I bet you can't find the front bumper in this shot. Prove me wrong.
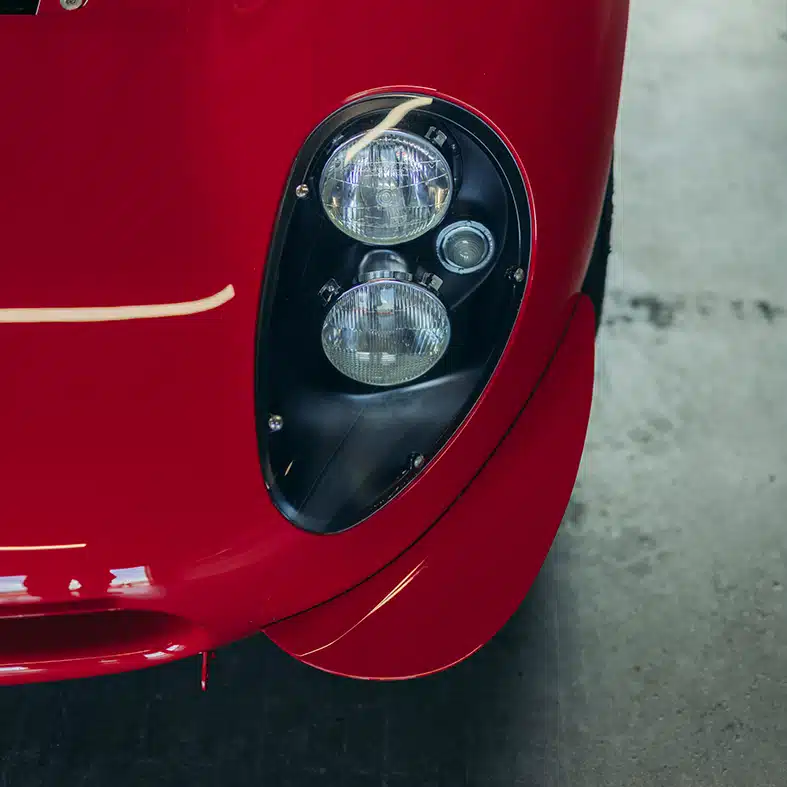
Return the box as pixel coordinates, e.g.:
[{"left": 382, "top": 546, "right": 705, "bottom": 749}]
[
  {"left": 264, "top": 295, "right": 595, "bottom": 680},
  {"left": 0, "top": 295, "right": 593, "bottom": 685}
]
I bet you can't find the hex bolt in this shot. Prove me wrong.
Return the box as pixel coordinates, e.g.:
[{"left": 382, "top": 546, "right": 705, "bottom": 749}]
[
  {"left": 268, "top": 414, "right": 284, "bottom": 433},
  {"left": 295, "top": 184, "right": 310, "bottom": 199},
  {"left": 512, "top": 268, "right": 525, "bottom": 284},
  {"left": 61, "top": 0, "right": 86, "bottom": 9},
  {"left": 410, "top": 453, "right": 425, "bottom": 471}
]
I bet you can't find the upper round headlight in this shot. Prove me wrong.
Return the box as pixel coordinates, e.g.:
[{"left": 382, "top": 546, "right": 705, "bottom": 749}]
[
  {"left": 319, "top": 129, "right": 453, "bottom": 246},
  {"left": 321, "top": 280, "right": 451, "bottom": 387}
]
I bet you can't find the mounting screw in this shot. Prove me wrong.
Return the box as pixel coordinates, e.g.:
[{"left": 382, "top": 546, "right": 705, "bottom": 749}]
[
  {"left": 268, "top": 414, "right": 284, "bottom": 433},
  {"left": 511, "top": 267, "right": 525, "bottom": 284},
  {"left": 60, "top": 0, "right": 86, "bottom": 9},
  {"left": 409, "top": 453, "right": 425, "bottom": 471},
  {"left": 295, "top": 183, "right": 310, "bottom": 199}
]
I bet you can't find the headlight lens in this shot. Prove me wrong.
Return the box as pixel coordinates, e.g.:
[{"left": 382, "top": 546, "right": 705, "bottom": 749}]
[
  {"left": 319, "top": 129, "right": 453, "bottom": 245},
  {"left": 436, "top": 220, "right": 495, "bottom": 274},
  {"left": 321, "top": 280, "right": 451, "bottom": 386}
]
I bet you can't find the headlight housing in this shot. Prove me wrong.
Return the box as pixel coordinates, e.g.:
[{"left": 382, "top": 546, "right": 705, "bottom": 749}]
[{"left": 256, "top": 94, "right": 531, "bottom": 533}]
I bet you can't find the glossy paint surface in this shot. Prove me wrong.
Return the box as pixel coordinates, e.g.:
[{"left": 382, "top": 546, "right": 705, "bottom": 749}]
[
  {"left": 265, "top": 296, "right": 595, "bottom": 679},
  {"left": 0, "top": 0, "right": 628, "bottom": 683}
]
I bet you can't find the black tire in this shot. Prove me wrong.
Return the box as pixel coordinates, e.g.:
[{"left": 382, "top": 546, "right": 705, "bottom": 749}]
[{"left": 581, "top": 167, "right": 613, "bottom": 334}]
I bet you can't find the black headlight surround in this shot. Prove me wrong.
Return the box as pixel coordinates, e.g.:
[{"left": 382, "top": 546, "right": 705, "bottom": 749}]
[{"left": 255, "top": 93, "right": 531, "bottom": 534}]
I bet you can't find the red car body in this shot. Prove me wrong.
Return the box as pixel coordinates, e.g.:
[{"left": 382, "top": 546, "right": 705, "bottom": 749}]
[{"left": 0, "top": 0, "right": 629, "bottom": 685}]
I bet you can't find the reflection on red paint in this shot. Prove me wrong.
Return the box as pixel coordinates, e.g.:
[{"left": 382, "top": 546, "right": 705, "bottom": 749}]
[
  {"left": 108, "top": 566, "right": 154, "bottom": 594},
  {"left": 0, "top": 665, "right": 42, "bottom": 676},
  {"left": 0, "top": 544, "right": 86, "bottom": 552},
  {"left": 0, "top": 576, "right": 38, "bottom": 605},
  {"left": 299, "top": 561, "right": 426, "bottom": 658}
]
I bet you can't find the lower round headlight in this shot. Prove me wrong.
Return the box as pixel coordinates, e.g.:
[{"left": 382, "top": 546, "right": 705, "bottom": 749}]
[{"left": 321, "top": 280, "right": 451, "bottom": 387}]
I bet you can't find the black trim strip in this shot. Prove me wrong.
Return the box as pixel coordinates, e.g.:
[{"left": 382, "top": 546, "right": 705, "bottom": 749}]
[{"left": 0, "top": 0, "right": 39, "bottom": 12}]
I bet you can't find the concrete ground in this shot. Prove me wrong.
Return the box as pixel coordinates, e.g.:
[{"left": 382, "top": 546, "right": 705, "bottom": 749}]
[
  {"left": 2, "top": 1, "right": 786, "bottom": 785},
  {"left": 569, "top": 0, "right": 787, "bottom": 782}
]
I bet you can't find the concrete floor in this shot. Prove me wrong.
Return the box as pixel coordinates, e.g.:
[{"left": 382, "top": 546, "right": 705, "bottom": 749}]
[
  {"left": 2, "top": 1, "right": 786, "bottom": 785},
  {"left": 569, "top": 0, "right": 787, "bottom": 782}
]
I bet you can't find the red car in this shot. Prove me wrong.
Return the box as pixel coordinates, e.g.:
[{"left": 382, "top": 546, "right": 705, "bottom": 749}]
[{"left": 0, "top": 0, "right": 629, "bottom": 686}]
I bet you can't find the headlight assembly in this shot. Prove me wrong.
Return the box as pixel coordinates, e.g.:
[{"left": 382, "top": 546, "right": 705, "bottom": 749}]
[{"left": 256, "top": 94, "right": 531, "bottom": 533}]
